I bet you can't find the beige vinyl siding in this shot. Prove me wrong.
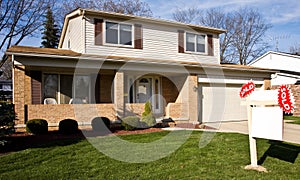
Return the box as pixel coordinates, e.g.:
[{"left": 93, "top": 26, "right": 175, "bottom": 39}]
[
  {"left": 84, "top": 16, "right": 220, "bottom": 65},
  {"left": 61, "top": 16, "right": 84, "bottom": 53}
]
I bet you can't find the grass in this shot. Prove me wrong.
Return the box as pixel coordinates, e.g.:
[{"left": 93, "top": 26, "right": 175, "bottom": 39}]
[
  {"left": 1, "top": 131, "right": 300, "bottom": 179},
  {"left": 284, "top": 115, "right": 300, "bottom": 125}
]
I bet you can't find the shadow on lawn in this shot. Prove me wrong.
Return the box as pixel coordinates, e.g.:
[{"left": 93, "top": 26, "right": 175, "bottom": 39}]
[
  {"left": 258, "top": 141, "right": 300, "bottom": 164},
  {"left": 0, "top": 131, "right": 87, "bottom": 154}
]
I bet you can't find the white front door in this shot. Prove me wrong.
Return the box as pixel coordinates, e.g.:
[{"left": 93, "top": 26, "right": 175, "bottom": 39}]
[{"left": 136, "top": 77, "right": 162, "bottom": 114}]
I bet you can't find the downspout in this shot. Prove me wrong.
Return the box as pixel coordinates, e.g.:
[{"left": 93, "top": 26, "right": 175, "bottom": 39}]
[
  {"left": 11, "top": 54, "right": 14, "bottom": 104},
  {"left": 82, "top": 10, "right": 86, "bottom": 54}
]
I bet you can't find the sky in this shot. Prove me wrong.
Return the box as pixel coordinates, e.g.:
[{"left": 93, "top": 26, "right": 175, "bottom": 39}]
[{"left": 21, "top": 0, "right": 300, "bottom": 52}]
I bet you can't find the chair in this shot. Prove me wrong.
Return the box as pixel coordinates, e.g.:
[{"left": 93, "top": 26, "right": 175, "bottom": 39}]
[
  {"left": 69, "top": 98, "right": 83, "bottom": 104},
  {"left": 44, "top": 98, "right": 57, "bottom": 104}
]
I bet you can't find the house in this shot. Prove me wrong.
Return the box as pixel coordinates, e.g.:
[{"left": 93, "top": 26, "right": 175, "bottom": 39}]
[
  {"left": 0, "top": 80, "right": 12, "bottom": 102},
  {"left": 249, "top": 51, "right": 300, "bottom": 115},
  {"left": 4, "top": 8, "right": 274, "bottom": 126}
]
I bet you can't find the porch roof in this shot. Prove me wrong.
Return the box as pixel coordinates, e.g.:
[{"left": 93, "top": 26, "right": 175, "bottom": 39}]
[{"left": 6, "top": 46, "right": 276, "bottom": 74}]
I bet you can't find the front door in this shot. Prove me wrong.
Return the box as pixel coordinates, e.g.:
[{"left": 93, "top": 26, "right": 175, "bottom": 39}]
[{"left": 136, "top": 77, "right": 162, "bottom": 114}]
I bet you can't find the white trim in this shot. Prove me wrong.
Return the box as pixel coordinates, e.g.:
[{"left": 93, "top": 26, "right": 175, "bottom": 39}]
[
  {"left": 198, "top": 77, "right": 264, "bottom": 85},
  {"left": 104, "top": 20, "right": 134, "bottom": 48},
  {"left": 12, "top": 54, "right": 15, "bottom": 104},
  {"left": 185, "top": 32, "right": 207, "bottom": 55},
  {"left": 248, "top": 51, "right": 300, "bottom": 65}
]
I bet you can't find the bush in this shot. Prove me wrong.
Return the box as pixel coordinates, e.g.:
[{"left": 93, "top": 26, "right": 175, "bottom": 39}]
[
  {"left": 140, "top": 101, "right": 156, "bottom": 128},
  {"left": 26, "top": 119, "right": 48, "bottom": 134},
  {"left": 91, "top": 117, "right": 111, "bottom": 131},
  {"left": 0, "top": 101, "right": 15, "bottom": 136},
  {"left": 141, "top": 114, "right": 156, "bottom": 128},
  {"left": 121, "top": 116, "right": 140, "bottom": 131},
  {"left": 59, "top": 119, "right": 78, "bottom": 134}
]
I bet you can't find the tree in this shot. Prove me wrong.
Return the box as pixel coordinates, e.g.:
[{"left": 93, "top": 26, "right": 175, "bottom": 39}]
[
  {"left": 172, "top": 7, "right": 271, "bottom": 65},
  {"left": 57, "top": 0, "right": 152, "bottom": 26},
  {"left": 0, "top": 0, "right": 53, "bottom": 54},
  {"left": 289, "top": 43, "right": 300, "bottom": 55},
  {"left": 41, "top": 6, "right": 59, "bottom": 48}
]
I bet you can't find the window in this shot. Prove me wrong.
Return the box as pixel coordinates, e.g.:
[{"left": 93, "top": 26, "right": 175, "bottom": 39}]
[
  {"left": 186, "top": 33, "right": 206, "bottom": 53},
  {"left": 43, "top": 74, "right": 90, "bottom": 104},
  {"left": 105, "top": 21, "right": 132, "bottom": 46}
]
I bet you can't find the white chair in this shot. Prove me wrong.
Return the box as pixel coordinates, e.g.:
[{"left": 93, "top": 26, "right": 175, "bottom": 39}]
[
  {"left": 69, "top": 98, "right": 83, "bottom": 104},
  {"left": 44, "top": 98, "right": 57, "bottom": 104}
]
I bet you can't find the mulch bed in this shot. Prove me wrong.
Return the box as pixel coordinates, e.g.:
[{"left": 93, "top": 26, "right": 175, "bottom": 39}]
[
  {"left": 0, "top": 123, "right": 215, "bottom": 155},
  {"left": 0, "top": 127, "right": 163, "bottom": 155}
]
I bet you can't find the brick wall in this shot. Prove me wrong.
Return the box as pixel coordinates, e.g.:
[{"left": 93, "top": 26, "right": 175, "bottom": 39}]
[{"left": 27, "top": 104, "right": 115, "bottom": 124}]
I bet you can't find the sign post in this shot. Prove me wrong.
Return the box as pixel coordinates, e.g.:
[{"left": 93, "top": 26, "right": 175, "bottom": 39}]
[{"left": 240, "top": 83, "right": 294, "bottom": 172}]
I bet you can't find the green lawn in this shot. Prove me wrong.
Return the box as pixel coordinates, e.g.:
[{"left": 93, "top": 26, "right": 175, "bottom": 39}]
[
  {"left": 284, "top": 116, "right": 300, "bottom": 125},
  {"left": 1, "top": 131, "right": 300, "bottom": 179}
]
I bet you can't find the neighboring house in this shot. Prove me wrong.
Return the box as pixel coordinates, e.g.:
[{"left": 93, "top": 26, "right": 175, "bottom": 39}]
[
  {"left": 4, "top": 8, "right": 274, "bottom": 126},
  {"left": 249, "top": 51, "right": 300, "bottom": 115},
  {"left": 0, "top": 80, "right": 12, "bottom": 102}
]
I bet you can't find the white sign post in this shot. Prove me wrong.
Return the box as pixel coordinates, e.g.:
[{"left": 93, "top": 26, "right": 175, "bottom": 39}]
[{"left": 242, "top": 90, "right": 283, "bottom": 172}]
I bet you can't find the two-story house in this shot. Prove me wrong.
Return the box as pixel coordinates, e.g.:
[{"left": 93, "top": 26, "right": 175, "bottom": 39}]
[{"left": 4, "top": 8, "right": 274, "bottom": 126}]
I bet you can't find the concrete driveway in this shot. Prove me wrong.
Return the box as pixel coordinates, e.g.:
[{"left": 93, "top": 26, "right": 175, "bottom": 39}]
[{"left": 214, "top": 120, "right": 300, "bottom": 145}]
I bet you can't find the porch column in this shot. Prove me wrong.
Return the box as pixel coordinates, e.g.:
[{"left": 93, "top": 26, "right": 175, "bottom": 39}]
[
  {"left": 114, "top": 71, "right": 125, "bottom": 118},
  {"left": 187, "top": 75, "right": 198, "bottom": 122},
  {"left": 13, "top": 65, "right": 26, "bottom": 124}
]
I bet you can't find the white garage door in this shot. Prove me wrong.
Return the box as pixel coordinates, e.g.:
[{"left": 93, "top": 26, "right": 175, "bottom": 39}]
[{"left": 199, "top": 84, "right": 250, "bottom": 123}]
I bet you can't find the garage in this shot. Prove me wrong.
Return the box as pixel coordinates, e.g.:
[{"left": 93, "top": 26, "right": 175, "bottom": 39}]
[{"left": 198, "top": 77, "right": 263, "bottom": 123}]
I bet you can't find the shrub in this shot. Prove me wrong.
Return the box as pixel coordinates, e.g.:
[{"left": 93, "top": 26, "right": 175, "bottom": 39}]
[
  {"left": 91, "top": 117, "right": 111, "bottom": 131},
  {"left": 141, "top": 114, "right": 156, "bottom": 128},
  {"left": 0, "top": 101, "right": 15, "bottom": 136},
  {"left": 140, "top": 101, "right": 156, "bottom": 128},
  {"left": 121, "top": 116, "right": 140, "bottom": 131},
  {"left": 59, "top": 119, "right": 78, "bottom": 134},
  {"left": 26, "top": 119, "right": 48, "bottom": 134}
]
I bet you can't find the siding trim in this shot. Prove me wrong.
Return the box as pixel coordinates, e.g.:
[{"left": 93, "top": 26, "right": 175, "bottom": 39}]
[
  {"left": 134, "top": 24, "right": 143, "bottom": 49},
  {"left": 94, "top": 18, "right": 103, "bottom": 45},
  {"left": 31, "top": 71, "right": 42, "bottom": 104},
  {"left": 207, "top": 34, "right": 214, "bottom": 56},
  {"left": 178, "top": 30, "right": 184, "bottom": 53}
]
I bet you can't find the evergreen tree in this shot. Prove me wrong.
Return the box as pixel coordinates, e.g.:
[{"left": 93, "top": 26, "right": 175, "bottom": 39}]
[{"left": 41, "top": 6, "right": 59, "bottom": 48}]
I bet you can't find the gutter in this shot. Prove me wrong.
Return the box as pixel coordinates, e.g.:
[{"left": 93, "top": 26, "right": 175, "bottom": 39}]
[{"left": 8, "top": 51, "right": 276, "bottom": 74}]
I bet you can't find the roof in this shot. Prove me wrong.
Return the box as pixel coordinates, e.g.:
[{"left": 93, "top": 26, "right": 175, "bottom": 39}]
[
  {"left": 6, "top": 46, "right": 275, "bottom": 74},
  {"left": 58, "top": 8, "right": 227, "bottom": 48},
  {"left": 6, "top": 46, "right": 81, "bottom": 57},
  {"left": 249, "top": 51, "right": 300, "bottom": 65}
]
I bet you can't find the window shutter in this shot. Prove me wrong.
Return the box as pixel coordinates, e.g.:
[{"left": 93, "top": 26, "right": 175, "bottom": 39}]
[
  {"left": 134, "top": 24, "right": 143, "bottom": 49},
  {"left": 95, "top": 18, "right": 103, "bottom": 45},
  {"left": 178, "top": 30, "right": 184, "bottom": 53},
  {"left": 31, "top": 71, "right": 42, "bottom": 104},
  {"left": 207, "top": 34, "right": 214, "bottom": 56}
]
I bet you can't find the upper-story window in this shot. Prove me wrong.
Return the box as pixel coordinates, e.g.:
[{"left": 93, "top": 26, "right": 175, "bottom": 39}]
[
  {"left": 105, "top": 21, "right": 133, "bottom": 46},
  {"left": 186, "top": 33, "right": 206, "bottom": 53}
]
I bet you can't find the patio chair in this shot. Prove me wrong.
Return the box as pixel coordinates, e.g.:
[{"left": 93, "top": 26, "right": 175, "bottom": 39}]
[{"left": 44, "top": 98, "right": 57, "bottom": 104}]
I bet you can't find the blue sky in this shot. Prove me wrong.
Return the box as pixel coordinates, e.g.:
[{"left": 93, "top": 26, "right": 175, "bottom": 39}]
[{"left": 22, "top": 0, "right": 300, "bottom": 52}]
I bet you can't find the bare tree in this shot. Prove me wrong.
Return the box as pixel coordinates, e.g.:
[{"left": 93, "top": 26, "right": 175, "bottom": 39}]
[
  {"left": 289, "top": 43, "right": 300, "bottom": 55},
  {"left": 173, "top": 8, "right": 201, "bottom": 24},
  {"left": 231, "top": 8, "right": 271, "bottom": 65},
  {"left": 57, "top": 0, "right": 152, "bottom": 26},
  {"left": 172, "top": 7, "right": 271, "bottom": 65},
  {"left": 0, "top": 0, "right": 53, "bottom": 55}
]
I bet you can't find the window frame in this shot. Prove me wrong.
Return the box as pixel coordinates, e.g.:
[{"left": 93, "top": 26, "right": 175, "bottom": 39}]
[
  {"left": 42, "top": 73, "right": 92, "bottom": 104},
  {"left": 104, "top": 20, "right": 134, "bottom": 47},
  {"left": 185, "top": 32, "right": 207, "bottom": 54}
]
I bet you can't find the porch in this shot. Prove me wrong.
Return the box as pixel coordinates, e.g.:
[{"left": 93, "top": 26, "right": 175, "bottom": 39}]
[{"left": 14, "top": 66, "right": 198, "bottom": 125}]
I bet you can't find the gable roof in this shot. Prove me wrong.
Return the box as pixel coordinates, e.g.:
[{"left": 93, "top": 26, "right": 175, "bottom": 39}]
[
  {"left": 58, "top": 8, "right": 227, "bottom": 48},
  {"left": 249, "top": 51, "right": 300, "bottom": 65}
]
